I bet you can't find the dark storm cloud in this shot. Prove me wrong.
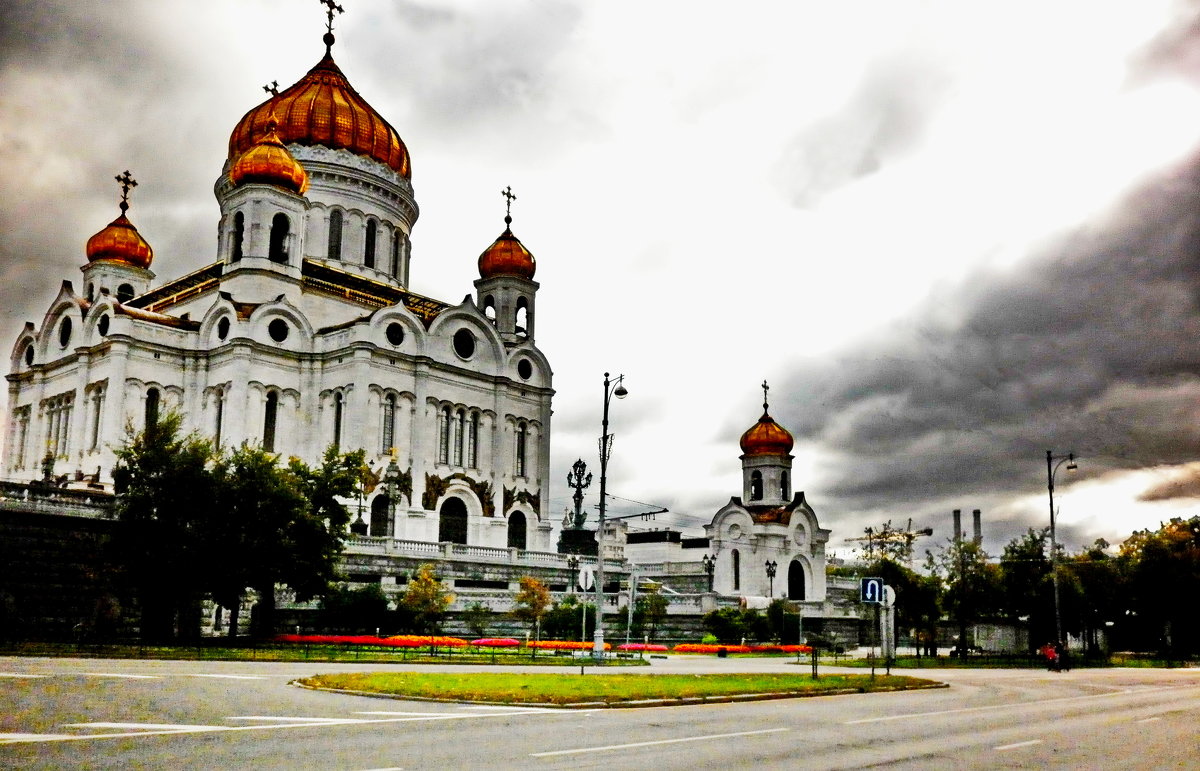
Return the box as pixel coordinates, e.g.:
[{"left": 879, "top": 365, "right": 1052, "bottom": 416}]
[
  {"left": 776, "top": 53, "right": 952, "bottom": 207},
  {"left": 773, "top": 147, "right": 1200, "bottom": 533}
]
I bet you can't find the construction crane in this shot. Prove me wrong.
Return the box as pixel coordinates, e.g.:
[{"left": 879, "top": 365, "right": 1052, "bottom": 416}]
[{"left": 845, "top": 518, "right": 933, "bottom": 568}]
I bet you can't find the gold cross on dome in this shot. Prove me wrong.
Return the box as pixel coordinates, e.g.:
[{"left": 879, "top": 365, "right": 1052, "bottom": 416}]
[
  {"left": 762, "top": 380, "right": 770, "bottom": 412},
  {"left": 502, "top": 186, "right": 517, "bottom": 219},
  {"left": 320, "top": 0, "right": 345, "bottom": 34},
  {"left": 263, "top": 80, "right": 279, "bottom": 97},
  {"left": 115, "top": 170, "right": 137, "bottom": 212}
]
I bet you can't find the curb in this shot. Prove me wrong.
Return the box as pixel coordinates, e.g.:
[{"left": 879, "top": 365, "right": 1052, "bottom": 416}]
[{"left": 291, "top": 679, "right": 948, "bottom": 709}]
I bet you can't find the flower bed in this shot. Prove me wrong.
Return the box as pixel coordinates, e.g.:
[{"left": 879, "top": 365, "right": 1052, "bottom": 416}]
[
  {"left": 470, "top": 638, "right": 521, "bottom": 648},
  {"left": 671, "top": 643, "right": 751, "bottom": 654},
  {"left": 526, "top": 640, "right": 610, "bottom": 651},
  {"left": 271, "top": 634, "right": 468, "bottom": 648}
]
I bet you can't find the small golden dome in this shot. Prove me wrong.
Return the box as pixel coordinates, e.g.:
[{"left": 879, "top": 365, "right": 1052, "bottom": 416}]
[
  {"left": 86, "top": 211, "right": 153, "bottom": 269},
  {"left": 228, "top": 52, "right": 410, "bottom": 178},
  {"left": 740, "top": 410, "right": 794, "bottom": 457},
  {"left": 478, "top": 223, "right": 536, "bottom": 280},
  {"left": 229, "top": 116, "right": 309, "bottom": 194}
]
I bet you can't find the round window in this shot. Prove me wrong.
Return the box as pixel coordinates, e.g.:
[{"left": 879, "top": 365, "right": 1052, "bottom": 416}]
[
  {"left": 98, "top": 314, "right": 110, "bottom": 337},
  {"left": 59, "top": 318, "right": 72, "bottom": 348},
  {"left": 217, "top": 317, "right": 230, "bottom": 340},
  {"left": 23, "top": 345, "right": 33, "bottom": 366},
  {"left": 268, "top": 319, "right": 289, "bottom": 343},
  {"left": 453, "top": 328, "right": 475, "bottom": 359},
  {"left": 517, "top": 359, "right": 533, "bottom": 380},
  {"left": 386, "top": 322, "right": 405, "bottom": 346}
]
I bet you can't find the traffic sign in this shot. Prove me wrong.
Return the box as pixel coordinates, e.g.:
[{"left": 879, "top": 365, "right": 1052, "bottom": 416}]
[{"left": 861, "top": 577, "right": 884, "bottom": 603}]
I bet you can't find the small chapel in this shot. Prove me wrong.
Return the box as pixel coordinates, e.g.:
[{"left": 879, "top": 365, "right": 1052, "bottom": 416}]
[{"left": 3, "top": 8, "right": 554, "bottom": 554}]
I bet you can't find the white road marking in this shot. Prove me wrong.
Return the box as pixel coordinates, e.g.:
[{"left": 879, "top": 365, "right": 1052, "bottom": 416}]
[
  {"left": 355, "top": 711, "right": 458, "bottom": 717},
  {"left": 65, "top": 722, "right": 226, "bottom": 732},
  {"left": 182, "top": 673, "right": 267, "bottom": 680},
  {"left": 228, "top": 716, "right": 370, "bottom": 724},
  {"left": 79, "top": 672, "right": 160, "bottom": 679},
  {"left": 0, "top": 673, "right": 48, "bottom": 678},
  {"left": 1137, "top": 717, "right": 1161, "bottom": 723},
  {"left": 0, "top": 733, "right": 76, "bottom": 742},
  {"left": 843, "top": 686, "right": 1189, "bottom": 725},
  {"left": 530, "top": 727, "right": 789, "bottom": 757},
  {"left": 995, "top": 740, "right": 1043, "bottom": 751}
]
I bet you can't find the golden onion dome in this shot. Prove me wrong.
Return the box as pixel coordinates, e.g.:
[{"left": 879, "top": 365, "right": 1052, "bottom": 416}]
[
  {"left": 228, "top": 52, "right": 410, "bottom": 178},
  {"left": 478, "top": 218, "right": 536, "bottom": 280},
  {"left": 86, "top": 209, "right": 153, "bottom": 269},
  {"left": 739, "top": 410, "right": 794, "bottom": 457},
  {"left": 229, "top": 115, "right": 309, "bottom": 194}
]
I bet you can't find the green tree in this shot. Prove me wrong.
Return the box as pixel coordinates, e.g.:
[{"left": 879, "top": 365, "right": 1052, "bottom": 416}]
[
  {"left": 512, "top": 576, "right": 551, "bottom": 640},
  {"left": 637, "top": 585, "right": 669, "bottom": 641},
  {"left": 926, "top": 539, "right": 1002, "bottom": 655},
  {"left": 543, "top": 595, "right": 593, "bottom": 641},
  {"left": 1063, "top": 539, "right": 1122, "bottom": 656},
  {"left": 865, "top": 557, "right": 941, "bottom": 655},
  {"left": 998, "top": 529, "right": 1054, "bottom": 648},
  {"left": 1118, "top": 517, "right": 1200, "bottom": 656},
  {"left": 401, "top": 564, "right": 454, "bottom": 636},
  {"left": 320, "top": 583, "right": 389, "bottom": 633},
  {"left": 461, "top": 602, "right": 492, "bottom": 639},
  {"left": 110, "top": 413, "right": 217, "bottom": 642}
]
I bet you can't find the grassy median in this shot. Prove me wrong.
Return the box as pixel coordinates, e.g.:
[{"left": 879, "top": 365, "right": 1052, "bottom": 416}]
[{"left": 297, "top": 671, "right": 943, "bottom": 706}]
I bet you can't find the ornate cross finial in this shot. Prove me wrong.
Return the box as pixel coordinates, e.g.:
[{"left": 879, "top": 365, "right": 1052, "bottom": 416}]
[
  {"left": 501, "top": 185, "right": 517, "bottom": 226},
  {"left": 263, "top": 80, "right": 279, "bottom": 97},
  {"left": 762, "top": 380, "right": 770, "bottom": 413},
  {"left": 320, "top": 0, "right": 345, "bottom": 50},
  {"left": 115, "top": 170, "right": 137, "bottom": 213}
]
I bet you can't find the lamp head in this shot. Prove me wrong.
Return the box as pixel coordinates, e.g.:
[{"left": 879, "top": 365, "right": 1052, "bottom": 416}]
[{"left": 614, "top": 383, "right": 628, "bottom": 399}]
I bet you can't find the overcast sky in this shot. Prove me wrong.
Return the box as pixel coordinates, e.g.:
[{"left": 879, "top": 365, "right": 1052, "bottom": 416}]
[{"left": 4, "top": 0, "right": 1200, "bottom": 559}]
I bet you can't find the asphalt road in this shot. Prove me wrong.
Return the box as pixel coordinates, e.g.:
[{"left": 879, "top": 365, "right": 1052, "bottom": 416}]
[{"left": 2, "top": 655, "right": 1198, "bottom": 769}]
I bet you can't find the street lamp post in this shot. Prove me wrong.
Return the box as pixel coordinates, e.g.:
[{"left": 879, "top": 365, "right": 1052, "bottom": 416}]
[
  {"left": 765, "top": 560, "right": 778, "bottom": 598},
  {"left": 594, "top": 372, "right": 627, "bottom": 662},
  {"left": 1046, "top": 450, "right": 1077, "bottom": 652},
  {"left": 566, "top": 554, "right": 585, "bottom": 642},
  {"left": 702, "top": 554, "right": 715, "bottom": 592}
]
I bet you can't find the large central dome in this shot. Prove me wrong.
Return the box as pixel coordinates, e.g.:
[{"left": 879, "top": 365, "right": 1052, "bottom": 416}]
[{"left": 228, "top": 52, "right": 410, "bottom": 178}]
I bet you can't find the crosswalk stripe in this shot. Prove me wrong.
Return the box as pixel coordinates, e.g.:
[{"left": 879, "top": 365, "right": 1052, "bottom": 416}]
[
  {"left": 65, "top": 722, "right": 226, "bottom": 731},
  {"left": 79, "top": 673, "right": 160, "bottom": 679}
]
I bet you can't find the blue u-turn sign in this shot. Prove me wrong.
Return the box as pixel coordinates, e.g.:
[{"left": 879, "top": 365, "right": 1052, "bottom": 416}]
[{"left": 861, "top": 577, "right": 884, "bottom": 603}]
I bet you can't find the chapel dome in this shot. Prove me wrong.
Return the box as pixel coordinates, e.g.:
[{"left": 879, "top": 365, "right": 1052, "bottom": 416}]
[
  {"left": 86, "top": 208, "right": 153, "bottom": 269},
  {"left": 739, "top": 410, "right": 794, "bottom": 457},
  {"left": 478, "top": 220, "right": 536, "bottom": 280},
  {"left": 229, "top": 116, "right": 310, "bottom": 194},
  {"left": 227, "top": 51, "right": 410, "bottom": 178}
]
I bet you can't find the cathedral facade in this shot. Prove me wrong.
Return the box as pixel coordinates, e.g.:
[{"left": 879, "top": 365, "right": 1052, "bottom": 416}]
[{"left": 3, "top": 29, "right": 554, "bottom": 554}]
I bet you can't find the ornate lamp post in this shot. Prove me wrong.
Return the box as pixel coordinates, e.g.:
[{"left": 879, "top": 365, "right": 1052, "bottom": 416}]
[
  {"left": 765, "top": 560, "right": 778, "bottom": 598},
  {"left": 593, "top": 372, "right": 628, "bottom": 662},
  {"left": 566, "top": 459, "right": 593, "bottom": 529},
  {"left": 1046, "top": 450, "right": 1077, "bottom": 651},
  {"left": 382, "top": 448, "right": 403, "bottom": 538},
  {"left": 702, "top": 554, "right": 715, "bottom": 592},
  {"left": 566, "top": 554, "right": 586, "bottom": 642}
]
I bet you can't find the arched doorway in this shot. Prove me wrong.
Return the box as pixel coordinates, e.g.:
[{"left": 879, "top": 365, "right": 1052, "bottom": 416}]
[
  {"left": 507, "top": 510, "right": 527, "bottom": 550},
  {"left": 438, "top": 497, "right": 468, "bottom": 544},
  {"left": 370, "top": 495, "right": 392, "bottom": 537},
  {"left": 788, "top": 559, "right": 805, "bottom": 600}
]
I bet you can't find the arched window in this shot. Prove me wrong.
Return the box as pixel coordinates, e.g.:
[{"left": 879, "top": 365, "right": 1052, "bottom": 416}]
[
  {"left": 453, "top": 409, "right": 465, "bottom": 466},
  {"left": 732, "top": 549, "right": 741, "bottom": 591},
  {"left": 232, "top": 211, "right": 244, "bottom": 261},
  {"left": 515, "top": 422, "right": 528, "bottom": 478},
  {"left": 438, "top": 406, "right": 451, "bottom": 465},
  {"left": 780, "top": 470, "right": 790, "bottom": 500},
  {"left": 328, "top": 210, "right": 343, "bottom": 260},
  {"left": 483, "top": 296, "right": 497, "bottom": 323},
  {"left": 332, "top": 391, "right": 344, "bottom": 449},
  {"left": 144, "top": 387, "right": 160, "bottom": 430},
  {"left": 516, "top": 297, "right": 528, "bottom": 338},
  {"left": 381, "top": 394, "right": 396, "bottom": 454},
  {"left": 507, "top": 510, "right": 527, "bottom": 550},
  {"left": 117, "top": 283, "right": 134, "bottom": 303},
  {"left": 788, "top": 560, "right": 805, "bottom": 601},
  {"left": 467, "top": 412, "right": 479, "bottom": 468},
  {"left": 364, "top": 220, "right": 377, "bottom": 268},
  {"left": 391, "top": 231, "right": 402, "bottom": 278},
  {"left": 438, "top": 497, "right": 468, "bottom": 545},
  {"left": 750, "top": 471, "right": 763, "bottom": 501},
  {"left": 263, "top": 391, "right": 278, "bottom": 452},
  {"left": 371, "top": 494, "right": 392, "bottom": 537},
  {"left": 269, "top": 213, "right": 290, "bottom": 263},
  {"left": 214, "top": 388, "right": 225, "bottom": 450}
]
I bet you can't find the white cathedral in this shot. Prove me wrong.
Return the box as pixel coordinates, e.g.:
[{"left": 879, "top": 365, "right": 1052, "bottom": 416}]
[{"left": 3, "top": 25, "right": 554, "bottom": 554}]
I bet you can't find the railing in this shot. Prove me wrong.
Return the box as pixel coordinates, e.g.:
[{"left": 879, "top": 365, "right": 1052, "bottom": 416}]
[
  {"left": 629, "top": 561, "right": 708, "bottom": 576},
  {"left": 0, "top": 481, "right": 113, "bottom": 518},
  {"left": 343, "top": 536, "right": 622, "bottom": 570}
]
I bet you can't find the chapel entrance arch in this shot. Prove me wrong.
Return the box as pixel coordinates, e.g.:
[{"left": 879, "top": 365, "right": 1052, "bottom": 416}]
[
  {"left": 788, "top": 559, "right": 805, "bottom": 600},
  {"left": 438, "top": 496, "right": 468, "bottom": 545},
  {"left": 507, "top": 510, "right": 527, "bottom": 550}
]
